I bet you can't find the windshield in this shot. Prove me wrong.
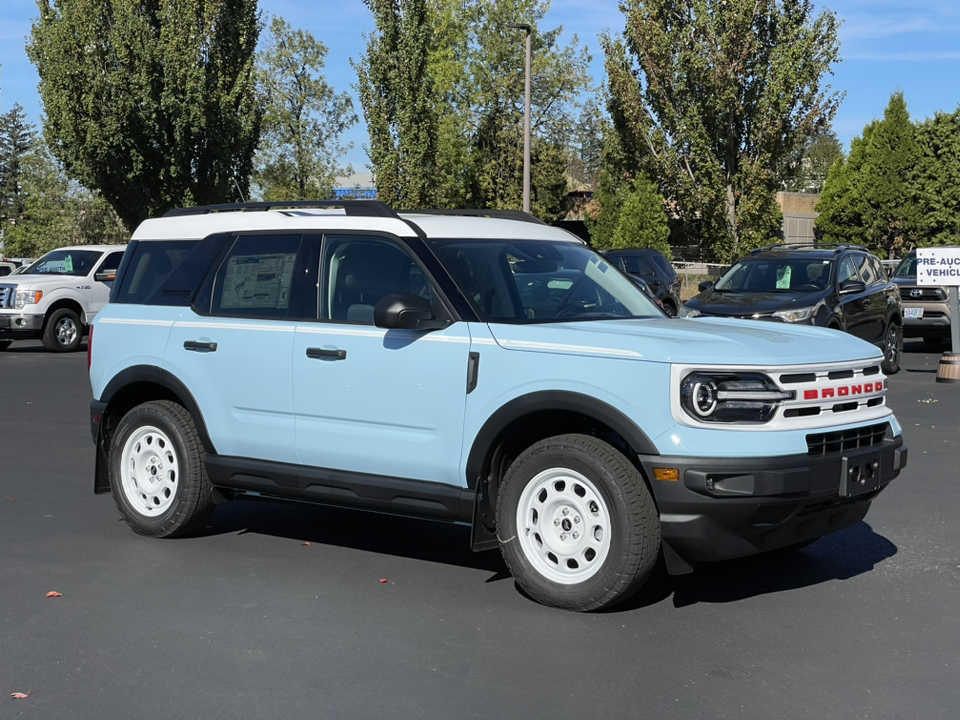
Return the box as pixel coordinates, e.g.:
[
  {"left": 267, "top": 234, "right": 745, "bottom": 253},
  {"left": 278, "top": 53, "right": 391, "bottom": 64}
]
[
  {"left": 894, "top": 254, "right": 917, "bottom": 279},
  {"left": 23, "top": 250, "right": 103, "bottom": 277},
  {"left": 714, "top": 257, "right": 833, "bottom": 293},
  {"left": 429, "top": 239, "right": 661, "bottom": 323}
]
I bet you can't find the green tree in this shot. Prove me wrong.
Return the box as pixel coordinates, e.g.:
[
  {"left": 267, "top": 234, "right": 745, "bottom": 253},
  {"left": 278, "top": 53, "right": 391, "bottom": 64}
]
[
  {"left": 254, "top": 16, "right": 357, "bottom": 201},
  {"left": 610, "top": 175, "right": 671, "bottom": 253},
  {"left": 354, "top": 0, "right": 440, "bottom": 207},
  {"left": 28, "top": 0, "right": 262, "bottom": 229},
  {"left": 784, "top": 129, "right": 844, "bottom": 193},
  {"left": 816, "top": 127, "right": 873, "bottom": 247},
  {"left": 0, "top": 104, "right": 36, "bottom": 225},
  {"left": 603, "top": 0, "right": 842, "bottom": 262},
  {"left": 3, "top": 142, "right": 127, "bottom": 258},
  {"left": 911, "top": 108, "right": 960, "bottom": 246}
]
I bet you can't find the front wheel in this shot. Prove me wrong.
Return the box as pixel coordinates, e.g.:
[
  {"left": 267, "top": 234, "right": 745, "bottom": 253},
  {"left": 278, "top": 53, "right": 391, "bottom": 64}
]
[
  {"left": 496, "top": 434, "right": 660, "bottom": 611},
  {"left": 881, "top": 322, "right": 902, "bottom": 375},
  {"left": 42, "top": 308, "right": 83, "bottom": 352},
  {"left": 109, "top": 400, "right": 215, "bottom": 537}
]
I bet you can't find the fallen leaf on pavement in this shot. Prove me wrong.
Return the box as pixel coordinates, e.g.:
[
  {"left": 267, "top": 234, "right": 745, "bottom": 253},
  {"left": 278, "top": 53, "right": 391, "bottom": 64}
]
[
  {"left": 45, "top": 591, "right": 62, "bottom": 598},
  {"left": 11, "top": 692, "right": 29, "bottom": 699},
  {"left": 301, "top": 542, "right": 311, "bottom": 546},
  {"left": 379, "top": 578, "right": 388, "bottom": 583}
]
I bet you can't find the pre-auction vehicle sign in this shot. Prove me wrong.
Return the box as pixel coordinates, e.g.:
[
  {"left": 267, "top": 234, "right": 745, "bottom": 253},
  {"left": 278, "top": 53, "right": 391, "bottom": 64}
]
[{"left": 916, "top": 247, "right": 960, "bottom": 286}]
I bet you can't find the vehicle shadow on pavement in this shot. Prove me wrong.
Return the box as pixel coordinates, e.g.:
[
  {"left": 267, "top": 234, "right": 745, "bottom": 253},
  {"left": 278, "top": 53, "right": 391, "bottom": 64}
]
[
  {"left": 614, "top": 521, "right": 897, "bottom": 612},
  {"left": 197, "top": 497, "right": 510, "bottom": 576}
]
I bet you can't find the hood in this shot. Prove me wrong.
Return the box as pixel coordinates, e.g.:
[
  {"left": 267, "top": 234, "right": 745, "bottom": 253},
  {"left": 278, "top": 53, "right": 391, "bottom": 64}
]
[
  {"left": 0, "top": 274, "right": 90, "bottom": 290},
  {"left": 487, "top": 317, "right": 881, "bottom": 366},
  {"left": 686, "top": 289, "right": 824, "bottom": 317}
]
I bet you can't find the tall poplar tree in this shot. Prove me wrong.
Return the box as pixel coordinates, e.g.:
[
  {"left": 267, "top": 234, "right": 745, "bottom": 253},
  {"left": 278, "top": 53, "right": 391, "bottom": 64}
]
[
  {"left": 0, "top": 104, "right": 36, "bottom": 225},
  {"left": 604, "top": 0, "right": 842, "bottom": 262},
  {"left": 29, "top": 0, "right": 263, "bottom": 229}
]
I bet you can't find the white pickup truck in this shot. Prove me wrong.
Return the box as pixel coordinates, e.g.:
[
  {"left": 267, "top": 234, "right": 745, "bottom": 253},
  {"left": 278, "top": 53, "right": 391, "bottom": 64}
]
[{"left": 0, "top": 245, "right": 127, "bottom": 352}]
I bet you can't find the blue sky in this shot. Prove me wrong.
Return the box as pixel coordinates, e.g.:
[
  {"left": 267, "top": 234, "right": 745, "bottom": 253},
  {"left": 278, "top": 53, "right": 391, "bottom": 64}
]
[{"left": 1, "top": 0, "right": 958, "bottom": 171}]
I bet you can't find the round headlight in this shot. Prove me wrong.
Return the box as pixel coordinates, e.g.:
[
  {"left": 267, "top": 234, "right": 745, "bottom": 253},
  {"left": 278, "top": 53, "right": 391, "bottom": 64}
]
[{"left": 691, "top": 379, "right": 718, "bottom": 417}]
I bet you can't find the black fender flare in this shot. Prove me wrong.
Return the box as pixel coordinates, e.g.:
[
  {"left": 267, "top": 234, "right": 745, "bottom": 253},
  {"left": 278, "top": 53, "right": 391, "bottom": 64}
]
[{"left": 465, "top": 390, "right": 659, "bottom": 491}]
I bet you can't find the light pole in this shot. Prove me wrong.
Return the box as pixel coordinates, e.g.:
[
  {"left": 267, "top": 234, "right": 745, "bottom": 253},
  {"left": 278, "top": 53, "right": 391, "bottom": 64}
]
[{"left": 507, "top": 22, "right": 532, "bottom": 214}]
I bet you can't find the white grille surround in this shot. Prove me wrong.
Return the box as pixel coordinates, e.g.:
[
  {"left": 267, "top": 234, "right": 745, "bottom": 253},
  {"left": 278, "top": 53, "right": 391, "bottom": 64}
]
[{"left": 670, "top": 357, "right": 893, "bottom": 432}]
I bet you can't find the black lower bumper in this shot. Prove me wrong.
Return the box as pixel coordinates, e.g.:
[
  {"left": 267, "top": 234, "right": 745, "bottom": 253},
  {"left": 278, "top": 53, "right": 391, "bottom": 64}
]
[{"left": 638, "top": 436, "right": 906, "bottom": 564}]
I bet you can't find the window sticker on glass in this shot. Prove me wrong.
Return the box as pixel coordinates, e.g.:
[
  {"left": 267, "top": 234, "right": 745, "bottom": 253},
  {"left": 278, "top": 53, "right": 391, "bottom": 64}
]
[
  {"left": 776, "top": 266, "right": 792, "bottom": 289},
  {"left": 221, "top": 253, "right": 298, "bottom": 309},
  {"left": 64, "top": 255, "right": 74, "bottom": 274}
]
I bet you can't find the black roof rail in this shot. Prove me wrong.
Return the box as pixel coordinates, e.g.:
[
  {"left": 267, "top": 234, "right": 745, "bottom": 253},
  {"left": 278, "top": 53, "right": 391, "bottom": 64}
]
[
  {"left": 749, "top": 242, "right": 868, "bottom": 255},
  {"left": 162, "top": 200, "right": 402, "bottom": 219},
  {"left": 401, "top": 208, "right": 547, "bottom": 226}
]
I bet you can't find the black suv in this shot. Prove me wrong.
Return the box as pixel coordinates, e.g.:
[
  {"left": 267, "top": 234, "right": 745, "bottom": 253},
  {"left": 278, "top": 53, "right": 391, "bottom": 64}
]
[
  {"left": 603, "top": 248, "right": 682, "bottom": 316},
  {"left": 681, "top": 244, "right": 903, "bottom": 373}
]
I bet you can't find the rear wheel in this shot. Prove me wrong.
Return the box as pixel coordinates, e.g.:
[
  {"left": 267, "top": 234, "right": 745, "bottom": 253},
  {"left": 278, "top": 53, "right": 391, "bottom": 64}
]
[
  {"left": 496, "top": 434, "right": 660, "bottom": 611},
  {"left": 881, "top": 322, "right": 902, "bottom": 374},
  {"left": 109, "top": 400, "right": 215, "bottom": 538},
  {"left": 42, "top": 308, "right": 83, "bottom": 352}
]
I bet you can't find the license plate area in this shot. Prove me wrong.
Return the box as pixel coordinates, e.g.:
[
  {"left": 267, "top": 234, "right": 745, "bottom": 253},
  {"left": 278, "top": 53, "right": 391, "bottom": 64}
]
[
  {"left": 904, "top": 307, "right": 924, "bottom": 319},
  {"left": 840, "top": 451, "right": 881, "bottom": 497}
]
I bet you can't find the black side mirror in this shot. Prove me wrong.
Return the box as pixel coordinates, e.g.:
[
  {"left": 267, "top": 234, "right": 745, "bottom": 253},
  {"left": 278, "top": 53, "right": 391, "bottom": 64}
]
[
  {"left": 95, "top": 271, "right": 117, "bottom": 283},
  {"left": 839, "top": 279, "right": 866, "bottom": 295},
  {"left": 698, "top": 281, "right": 714, "bottom": 292},
  {"left": 374, "top": 293, "right": 449, "bottom": 331}
]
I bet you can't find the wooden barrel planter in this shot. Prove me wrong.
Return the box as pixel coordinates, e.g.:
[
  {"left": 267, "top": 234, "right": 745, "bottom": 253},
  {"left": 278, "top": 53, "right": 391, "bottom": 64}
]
[{"left": 936, "top": 353, "right": 960, "bottom": 384}]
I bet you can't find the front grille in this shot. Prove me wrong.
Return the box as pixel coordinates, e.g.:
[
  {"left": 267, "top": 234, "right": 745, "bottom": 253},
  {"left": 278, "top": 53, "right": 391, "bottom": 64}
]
[
  {"left": 0, "top": 284, "right": 15, "bottom": 309},
  {"left": 900, "top": 287, "right": 944, "bottom": 302},
  {"left": 806, "top": 422, "right": 888, "bottom": 456}
]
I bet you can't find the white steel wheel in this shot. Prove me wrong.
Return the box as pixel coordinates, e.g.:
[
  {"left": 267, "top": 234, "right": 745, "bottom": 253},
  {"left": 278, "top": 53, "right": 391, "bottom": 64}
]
[
  {"left": 497, "top": 433, "right": 660, "bottom": 612},
  {"left": 119, "top": 425, "right": 180, "bottom": 517},
  {"left": 109, "top": 400, "right": 215, "bottom": 538},
  {"left": 515, "top": 467, "right": 611, "bottom": 584}
]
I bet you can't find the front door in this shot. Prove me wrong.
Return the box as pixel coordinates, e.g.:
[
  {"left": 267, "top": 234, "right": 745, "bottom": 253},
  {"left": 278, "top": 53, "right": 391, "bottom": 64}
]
[{"left": 293, "top": 235, "right": 471, "bottom": 486}]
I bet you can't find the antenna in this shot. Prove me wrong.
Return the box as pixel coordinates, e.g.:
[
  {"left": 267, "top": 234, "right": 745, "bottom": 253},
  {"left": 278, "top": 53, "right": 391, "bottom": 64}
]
[{"left": 232, "top": 178, "right": 247, "bottom": 204}]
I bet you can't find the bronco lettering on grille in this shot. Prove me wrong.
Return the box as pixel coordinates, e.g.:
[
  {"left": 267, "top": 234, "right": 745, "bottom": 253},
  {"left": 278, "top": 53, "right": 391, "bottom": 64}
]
[{"left": 802, "top": 380, "right": 885, "bottom": 400}]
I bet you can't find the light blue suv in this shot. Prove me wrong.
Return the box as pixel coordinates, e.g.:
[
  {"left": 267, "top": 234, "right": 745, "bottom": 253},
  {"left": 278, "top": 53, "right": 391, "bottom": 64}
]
[{"left": 89, "top": 201, "right": 907, "bottom": 611}]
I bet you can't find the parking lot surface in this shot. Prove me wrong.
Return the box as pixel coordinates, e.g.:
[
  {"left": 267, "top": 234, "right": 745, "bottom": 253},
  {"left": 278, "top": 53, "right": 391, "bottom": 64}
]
[{"left": 2, "top": 338, "right": 958, "bottom": 719}]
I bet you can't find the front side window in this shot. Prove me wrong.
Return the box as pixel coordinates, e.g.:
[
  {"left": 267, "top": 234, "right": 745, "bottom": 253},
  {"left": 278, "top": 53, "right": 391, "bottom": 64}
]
[
  {"left": 429, "top": 239, "right": 659, "bottom": 322},
  {"left": 714, "top": 258, "right": 833, "bottom": 293},
  {"left": 321, "top": 236, "right": 432, "bottom": 324},
  {"left": 837, "top": 256, "right": 859, "bottom": 285},
  {"left": 23, "top": 250, "right": 103, "bottom": 277}
]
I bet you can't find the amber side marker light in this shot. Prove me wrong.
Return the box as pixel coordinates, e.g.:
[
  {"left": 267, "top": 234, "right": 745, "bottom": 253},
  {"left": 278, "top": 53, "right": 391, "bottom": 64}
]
[{"left": 653, "top": 467, "right": 680, "bottom": 482}]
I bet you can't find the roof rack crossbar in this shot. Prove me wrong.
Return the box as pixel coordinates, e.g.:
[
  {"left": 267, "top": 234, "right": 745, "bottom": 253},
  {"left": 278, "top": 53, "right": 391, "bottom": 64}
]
[
  {"left": 162, "top": 200, "right": 401, "bottom": 219},
  {"left": 750, "top": 242, "right": 868, "bottom": 254},
  {"left": 402, "top": 208, "right": 547, "bottom": 226}
]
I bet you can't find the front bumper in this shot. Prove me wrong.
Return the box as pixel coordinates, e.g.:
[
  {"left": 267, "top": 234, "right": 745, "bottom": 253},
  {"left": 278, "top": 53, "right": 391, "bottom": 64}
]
[
  {"left": 639, "top": 434, "right": 906, "bottom": 563},
  {"left": 0, "top": 312, "right": 44, "bottom": 339}
]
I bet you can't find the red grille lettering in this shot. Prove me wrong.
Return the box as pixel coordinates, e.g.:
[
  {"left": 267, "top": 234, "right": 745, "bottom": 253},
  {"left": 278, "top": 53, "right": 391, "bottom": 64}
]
[
  {"left": 838, "top": 386, "right": 849, "bottom": 397},
  {"left": 822, "top": 387, "right": 835, "bottom": 398},
  {"left": 851, "top": 384, "right": 862, "bottom": 395},
  {"left": 804, "top": 389, "right": 818, "bottom": 400}
]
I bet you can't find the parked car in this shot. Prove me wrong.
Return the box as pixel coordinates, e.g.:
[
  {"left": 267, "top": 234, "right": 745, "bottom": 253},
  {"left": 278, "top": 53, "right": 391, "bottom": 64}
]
[
  {"left": 0, "top": 262, "right": 16, "bottom": 277},
  {"left": 89, "top": 202, "right": 906, "bottom": 612},
  {"left": 0, "top": 245, "right": 127, "bottom": 352},
  {"left": 603, "top": 247, "right": 682, "bottom": 316},
  {"left": 680, "top": 243, "right": 903, "bottom": 373},
  {"left": 891, "top": 248, "right": 954, "bottom": 348}
]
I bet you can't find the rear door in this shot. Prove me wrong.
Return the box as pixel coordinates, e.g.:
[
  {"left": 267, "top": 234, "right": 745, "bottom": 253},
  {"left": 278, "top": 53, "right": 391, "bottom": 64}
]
[{"left": 836, "top": 253, "right": 874, "bottom": 342}]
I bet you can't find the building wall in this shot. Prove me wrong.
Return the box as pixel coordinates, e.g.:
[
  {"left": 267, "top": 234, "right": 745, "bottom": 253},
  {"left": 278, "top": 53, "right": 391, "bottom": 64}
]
[{"left": 777, "top": 192, "right": 820, "bottom": 244}]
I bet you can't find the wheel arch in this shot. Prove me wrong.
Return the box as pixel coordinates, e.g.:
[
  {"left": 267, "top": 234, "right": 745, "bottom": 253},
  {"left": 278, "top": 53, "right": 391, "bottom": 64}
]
[
  {"left": 466, "top": 391, "right": 660, "bottom": 547},
  {"left": 43, "top": 298, "right": 87, "bottom": 330}
]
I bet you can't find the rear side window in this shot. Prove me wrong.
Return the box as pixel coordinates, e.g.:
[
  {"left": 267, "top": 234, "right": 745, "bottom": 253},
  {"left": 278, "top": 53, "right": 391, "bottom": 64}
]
[
  {"left": 854, "top": 254, "right": 880, "bottom": 285},
  {"left": 115, "top": 240, "right": 200, "bottom": 305}
]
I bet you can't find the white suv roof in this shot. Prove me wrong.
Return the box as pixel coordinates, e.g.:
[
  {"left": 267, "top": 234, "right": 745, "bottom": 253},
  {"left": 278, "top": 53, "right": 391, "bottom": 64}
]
[{"left": 131, "top": 203, "right": 582, "bottom": 243}]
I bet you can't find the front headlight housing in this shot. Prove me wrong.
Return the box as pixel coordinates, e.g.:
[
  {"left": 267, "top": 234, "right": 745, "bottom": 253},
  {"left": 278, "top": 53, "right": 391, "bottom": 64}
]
[
  {"left": 14, "top": 290, "right": 43, "bottom": 309},
  {"left": 772, "top": 299, "right": 825, "bottom": 323},
  {"left": 680, "top": 372, "right": 794, "bottom": 424},
  {"left": 677, "top": 305, "right": 701, "bottom": 318}
]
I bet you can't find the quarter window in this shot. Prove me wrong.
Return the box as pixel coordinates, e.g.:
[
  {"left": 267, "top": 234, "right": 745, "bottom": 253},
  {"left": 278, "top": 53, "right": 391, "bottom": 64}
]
[{"left": 854, "top": 254, "right": 879, "bottom": 285}]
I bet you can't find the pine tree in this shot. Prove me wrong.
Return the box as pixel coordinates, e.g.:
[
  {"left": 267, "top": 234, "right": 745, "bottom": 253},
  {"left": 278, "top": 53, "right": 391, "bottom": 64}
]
[{"left": 0, "top": 104, "right": 37, "bottom": 225}]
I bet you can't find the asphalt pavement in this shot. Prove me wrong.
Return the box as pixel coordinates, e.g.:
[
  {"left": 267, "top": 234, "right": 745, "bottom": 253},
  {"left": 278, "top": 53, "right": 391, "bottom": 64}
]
[{"left": 1, "top": 337, "right": 958, "bottom": 720}]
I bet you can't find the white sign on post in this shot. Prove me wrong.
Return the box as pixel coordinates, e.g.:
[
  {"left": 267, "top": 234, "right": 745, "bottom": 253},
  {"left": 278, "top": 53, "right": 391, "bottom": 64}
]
[{"left": 916, "top": 247, "right": 960, "bottom": 286}]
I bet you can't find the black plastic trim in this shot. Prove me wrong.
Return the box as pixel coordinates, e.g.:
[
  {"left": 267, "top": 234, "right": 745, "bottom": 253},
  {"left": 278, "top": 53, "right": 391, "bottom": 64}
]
[
  {"left": 164, "top": 200, "right": 401, "bottom": 219},
  {"left": 466, "top": 352, "right": 480, "bottom": 394},
  {"left": 205, "top": 455, "right": 474, "bottom": 523},
  {"left": 401, "top": 208, "right": 547, "bottom": 225},
  {"left": 465, "top": 391, "right": 660, "bottom": 490}
]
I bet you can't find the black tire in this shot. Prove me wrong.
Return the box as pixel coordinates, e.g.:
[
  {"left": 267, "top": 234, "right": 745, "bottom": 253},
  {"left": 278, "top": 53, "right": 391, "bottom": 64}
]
[
  {"left": 661, "top": 299, "right": 677, "bottom": 317},
  {"left": 496, "top": 433, "right": 660, "bottom": 611},
  {"left": 0, "top": 339, "right": 11, "bottom": 351},
  {"left": 109, "top": 400, "right": 215, "bottom": 538},
  {"left": 42, "top": 308, "right": 83, "bottom": 352},
  {"left": 881, "top": 322, "right": 902, "bottom": 375}
]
